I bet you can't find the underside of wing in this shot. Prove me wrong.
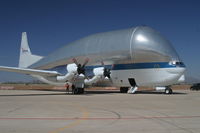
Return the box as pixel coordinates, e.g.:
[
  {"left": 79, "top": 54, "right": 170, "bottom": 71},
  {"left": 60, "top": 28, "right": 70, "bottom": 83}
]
[{"left": 0, "top": 66, "right": 61, "bottom": 77}]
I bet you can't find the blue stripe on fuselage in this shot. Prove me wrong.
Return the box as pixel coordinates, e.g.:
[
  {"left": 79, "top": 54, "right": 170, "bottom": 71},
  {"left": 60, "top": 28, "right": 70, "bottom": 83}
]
[
  {"left": 47, "top": 62, "right": 185, "bottom": 75},
  {"left": 111, "top": 62, "right": 185, "bottom": 70}
]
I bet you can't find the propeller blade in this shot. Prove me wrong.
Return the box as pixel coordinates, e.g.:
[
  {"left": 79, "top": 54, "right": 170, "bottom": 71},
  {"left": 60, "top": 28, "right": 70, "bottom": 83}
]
[
  {"left": 72, "top": 58, "right": 79, "bottom": 66},
  {"left": 72, "top": 58, "right": 89, "bottom": 75},
  {"left": 103, "top": 68, "right": 111, "bottom": 78},
  {"left": 83, "top": 58, "right": 89, "bottom": 67},
  {"left": 101, "top": 61, "right": 105, "bottom": 66}
]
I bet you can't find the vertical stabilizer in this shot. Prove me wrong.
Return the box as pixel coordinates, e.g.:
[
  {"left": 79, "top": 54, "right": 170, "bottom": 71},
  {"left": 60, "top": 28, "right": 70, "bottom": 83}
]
[{"left": 19, "top": 32, "right": 43, "bottom": 68}]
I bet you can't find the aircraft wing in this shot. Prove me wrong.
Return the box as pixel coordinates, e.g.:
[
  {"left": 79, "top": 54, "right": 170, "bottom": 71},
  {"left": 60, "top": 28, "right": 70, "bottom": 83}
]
[{"left": 0, "top": 66, "right": 61, "bottom": 76}]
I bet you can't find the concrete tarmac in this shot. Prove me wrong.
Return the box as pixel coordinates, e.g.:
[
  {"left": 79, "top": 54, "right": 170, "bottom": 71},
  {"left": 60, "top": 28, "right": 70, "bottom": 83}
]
[{"left": 0, "top": 89, "right": 199, "bottom": 133}]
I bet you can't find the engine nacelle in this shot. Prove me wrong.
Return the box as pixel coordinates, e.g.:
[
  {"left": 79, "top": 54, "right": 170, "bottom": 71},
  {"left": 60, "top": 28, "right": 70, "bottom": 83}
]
[
  {"left": 93, "top": 67, "right": 104, "bottom": 76},
  {"left": 84, "top": 67, "right": 105, "bottom": 85},
  {"left": 67, "top": 63, "right": 78, "bottom": 73},
  {"left": 56, "top": 63, "right": 78, "bottom": 81}
]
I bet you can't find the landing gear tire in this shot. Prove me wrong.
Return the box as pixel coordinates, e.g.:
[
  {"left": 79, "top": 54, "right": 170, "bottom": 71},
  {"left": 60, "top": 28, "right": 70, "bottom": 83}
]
[
  {"left": 78, "top": 88, "right": 84, "bottom": 94},
  {"left": 120, "top": 87, "right": 128, "bottom": 93},
  {"left": 165, "top": 88, "right": 173, "bottom": 94},
  {"left": 72, "top": 88, "right": 79, "bottom": 94},
  {"left": 72, "top": 85, "right": 84, "bottom": 94}
]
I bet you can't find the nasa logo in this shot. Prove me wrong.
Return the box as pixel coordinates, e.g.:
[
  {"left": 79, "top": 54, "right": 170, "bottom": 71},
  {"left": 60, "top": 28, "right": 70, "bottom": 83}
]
[{"left": 22, "top": 48, "right": 29, "bottom": 53}]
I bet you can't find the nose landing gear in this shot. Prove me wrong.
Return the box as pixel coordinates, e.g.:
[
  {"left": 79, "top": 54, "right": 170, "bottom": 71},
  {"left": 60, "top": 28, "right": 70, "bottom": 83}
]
[{"left": 165, "top": 87, "right": 173, "bottom": 94}]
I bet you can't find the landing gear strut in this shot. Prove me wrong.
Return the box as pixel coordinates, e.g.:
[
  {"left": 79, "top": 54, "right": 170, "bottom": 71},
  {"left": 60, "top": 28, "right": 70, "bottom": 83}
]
[
  {"left": 127, "top": 78, "right": 138, "bottom": 94},
  {"left": 120, "top": 78, "right": 138, "bottom": 94},
  {"left": 165, "top": 87, "right": 173, "bottom": 94}
]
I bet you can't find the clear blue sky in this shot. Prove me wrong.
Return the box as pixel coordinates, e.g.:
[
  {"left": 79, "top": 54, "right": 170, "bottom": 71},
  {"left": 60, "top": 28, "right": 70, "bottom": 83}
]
[{"left": 0, "top": 0, "right": 199, "bottom": 82}]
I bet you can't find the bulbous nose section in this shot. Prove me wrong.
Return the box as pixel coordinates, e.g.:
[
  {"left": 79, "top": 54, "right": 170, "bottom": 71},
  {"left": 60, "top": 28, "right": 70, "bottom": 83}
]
[
  {"left": 131, "top": 26, "right": 181, "bottom": 63},
  {"left": 167, "top": 67, "right": 186, "bottom": 74}
]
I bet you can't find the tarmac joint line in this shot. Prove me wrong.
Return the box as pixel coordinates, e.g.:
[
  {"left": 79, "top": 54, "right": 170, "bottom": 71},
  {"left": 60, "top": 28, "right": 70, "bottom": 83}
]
[{"left": 48, "top": 106, "right": 89, "bottom": 133}]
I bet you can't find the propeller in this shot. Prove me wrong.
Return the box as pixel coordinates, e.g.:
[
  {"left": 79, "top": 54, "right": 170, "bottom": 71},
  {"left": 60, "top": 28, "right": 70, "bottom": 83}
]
[
  {"left": 72, "top": 58, "right": 89, "bottom": 75},
  {"left": 103, "top": 68, "right": 111, "bottom": 79},
  {"left": 101, "top": 61, "right": 111, "bottom": 79}
]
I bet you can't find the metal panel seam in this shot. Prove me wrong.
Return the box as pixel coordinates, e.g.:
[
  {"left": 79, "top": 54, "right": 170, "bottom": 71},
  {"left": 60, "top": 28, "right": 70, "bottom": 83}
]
[{"left": 129, "top": 27, "right": 138, "bottom": 61}]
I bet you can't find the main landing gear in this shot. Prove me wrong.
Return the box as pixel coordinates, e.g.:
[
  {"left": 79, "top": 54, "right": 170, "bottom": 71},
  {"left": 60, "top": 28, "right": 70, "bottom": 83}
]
[
  {"left": 71, "top": 85, "right": 85, "bottom": 95},
  {"left": 120, "top": 78, "right": 138, "bottom": 94},
  {"left": 127, "top": 78, "right": 138, "bottom": 94},
  {"left": 65, "top": 77, "right": 85, "bottom": 95},
  {"left": 120, "top": 86, "right": 138, "bottom": 94},
  {"left": 69, "top": 74, "right": 85, "bottom": 95},
  {"left": 120, "top": 87, "right": 129, "bottom": 93}
]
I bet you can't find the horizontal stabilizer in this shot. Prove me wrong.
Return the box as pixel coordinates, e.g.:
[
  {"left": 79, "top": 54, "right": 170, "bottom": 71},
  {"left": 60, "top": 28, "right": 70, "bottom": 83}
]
[{"left": 0, "top": 66, "right": 61, "bottom": 77}]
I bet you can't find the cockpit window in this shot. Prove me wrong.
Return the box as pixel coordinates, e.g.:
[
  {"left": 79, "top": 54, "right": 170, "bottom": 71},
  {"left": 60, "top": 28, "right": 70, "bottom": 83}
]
[
  {"left": 169, "top": 61, "right": 185, "bottom": 67},
  {"left": 176, "top": 62, "right": 184, "bottom": 65}
]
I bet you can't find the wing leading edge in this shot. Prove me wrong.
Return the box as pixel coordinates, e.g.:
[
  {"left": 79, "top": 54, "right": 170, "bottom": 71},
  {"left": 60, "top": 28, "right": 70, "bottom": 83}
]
[{"left": 0, "top": 66, "right": 61, "bottom": 77}]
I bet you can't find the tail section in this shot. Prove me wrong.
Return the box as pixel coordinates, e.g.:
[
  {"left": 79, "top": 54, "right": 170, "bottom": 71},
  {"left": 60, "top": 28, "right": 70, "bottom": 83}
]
[{"left": 19, "top": 32, "right": 43, "bottom": 68}]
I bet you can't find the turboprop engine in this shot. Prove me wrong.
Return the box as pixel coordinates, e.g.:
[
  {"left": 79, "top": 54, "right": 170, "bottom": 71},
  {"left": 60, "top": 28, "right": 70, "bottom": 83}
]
[
  {"left": 84, "top": 67, "right": 111, "bottom": 85},
  {"left": 56, "top": 63, "right": 78, "bottom": 81},
  {"left": 56, "top": 58, "right": 90, "bottom": 82}
]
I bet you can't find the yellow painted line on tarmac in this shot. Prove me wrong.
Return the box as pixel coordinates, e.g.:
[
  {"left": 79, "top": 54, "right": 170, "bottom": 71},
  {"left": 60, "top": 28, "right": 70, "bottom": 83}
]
[{"left": 48, "top": 107, "right": 89, "bottom": 133}]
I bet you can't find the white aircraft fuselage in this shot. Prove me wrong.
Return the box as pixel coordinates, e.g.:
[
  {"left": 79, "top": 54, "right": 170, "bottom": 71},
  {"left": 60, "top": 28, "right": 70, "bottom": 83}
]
[{"left": 0, "top": 26, "right": 186, "bottom": 94}]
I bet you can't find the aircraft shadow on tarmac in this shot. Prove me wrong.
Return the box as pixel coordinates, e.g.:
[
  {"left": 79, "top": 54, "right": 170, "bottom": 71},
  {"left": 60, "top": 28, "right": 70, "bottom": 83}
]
[
  {"left": 0, "top": 93, "right": 66, "bottom": 97},
  {"left": 0, "top": 90, "right": 187, "bottom": 97},
  {"left": 134, "top": 90, "right": 187, "bottom": 95},
  {"left": 84, "top": 90, "right": 187, "bottom": 95}
]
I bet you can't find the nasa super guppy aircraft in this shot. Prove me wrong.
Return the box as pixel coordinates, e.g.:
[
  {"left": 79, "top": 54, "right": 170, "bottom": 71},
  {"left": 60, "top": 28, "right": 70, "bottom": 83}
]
[{"left": 0, "top": 26, "right": 186, "bottom": 94}]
